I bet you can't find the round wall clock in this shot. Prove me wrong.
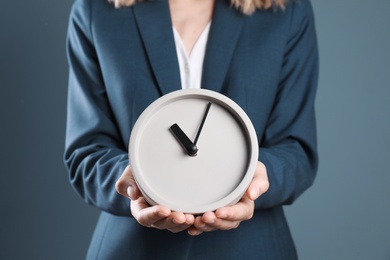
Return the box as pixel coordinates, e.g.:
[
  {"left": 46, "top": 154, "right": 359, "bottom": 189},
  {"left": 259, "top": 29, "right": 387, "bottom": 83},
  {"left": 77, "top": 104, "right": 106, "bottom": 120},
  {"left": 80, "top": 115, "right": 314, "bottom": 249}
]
[{"left": 129, "top": 89, "right": 258, "bottom": 214}]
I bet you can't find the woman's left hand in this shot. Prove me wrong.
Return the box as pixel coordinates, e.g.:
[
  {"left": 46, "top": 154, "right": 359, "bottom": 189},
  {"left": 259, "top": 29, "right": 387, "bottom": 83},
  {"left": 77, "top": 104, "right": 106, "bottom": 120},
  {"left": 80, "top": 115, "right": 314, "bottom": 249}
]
[{"left": 187, "top": 161, "right": 269, "bottom": 236}]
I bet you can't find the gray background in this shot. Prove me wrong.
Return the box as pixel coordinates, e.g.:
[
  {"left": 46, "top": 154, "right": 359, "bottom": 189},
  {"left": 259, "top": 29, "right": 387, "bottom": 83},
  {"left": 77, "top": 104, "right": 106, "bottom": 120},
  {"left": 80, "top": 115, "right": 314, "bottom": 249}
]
[{"left": 0, "top": 0, "right": 389, "bottom": 259}]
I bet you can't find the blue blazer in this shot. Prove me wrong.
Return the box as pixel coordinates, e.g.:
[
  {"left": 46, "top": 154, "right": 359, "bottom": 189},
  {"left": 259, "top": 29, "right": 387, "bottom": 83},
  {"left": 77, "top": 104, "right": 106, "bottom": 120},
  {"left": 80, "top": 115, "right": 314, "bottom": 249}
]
[{"left": 65, "top": 0, "right": 319, "bottom": 258}]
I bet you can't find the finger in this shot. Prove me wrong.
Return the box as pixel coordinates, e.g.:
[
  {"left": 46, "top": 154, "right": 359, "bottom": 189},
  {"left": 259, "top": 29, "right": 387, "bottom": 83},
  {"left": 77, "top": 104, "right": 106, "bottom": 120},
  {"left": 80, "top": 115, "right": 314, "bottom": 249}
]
[
  {"left": 193, "top": 215, "right": 209, "bottom": 231},
  {"left": 192, "top": 198, "right": 255, "bottom": 232},
  {"left": 167, "top": 223, "right": 194, "bottom": 233},
  {"left": 205, "top": 219, "right": 241, "bottom": 231},
  {"left": 215, "top": 197, "right": 254, "bottom": 221},
  {"left": 187, "top": 225, "right": 203, "bottom": 236},
  {"left": 152, "top": 211, "right": 187, "bottom": 230},
  {"left": 115, "top": 165, "right": 141, "bottom": 200},
  {"left": 167, "top": 215, "right": 194, "bottom": 233},
  {"left": 157, "top": 212, "right": 194, "bottom": 228},
  {"left": 195, "top": 214, "right": 240, "bottom": 232},
  {"left": 246, "top": 161, "right": 269, "bottom": 200},
  {"left": 152, "top": 213, "right": 195, "bottom": 233},
  {"left": 131, "top": 198, "right": 171, "bottom": 227},
  {"left": 201, "top": 211, "right": 217, "bottom": 225},
  {"left": 193, "top": 213, "right": 217, "bottom": 232},
  {"left": 166, "top": 217, "right": 194, "bottom": 233}
]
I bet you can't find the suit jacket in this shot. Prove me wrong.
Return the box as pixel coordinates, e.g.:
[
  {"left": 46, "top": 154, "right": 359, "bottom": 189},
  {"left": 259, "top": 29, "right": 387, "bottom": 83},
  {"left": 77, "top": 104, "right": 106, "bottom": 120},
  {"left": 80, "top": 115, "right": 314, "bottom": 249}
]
[{"left": 64, "top": 0, "right": 319, "bottom": 258}]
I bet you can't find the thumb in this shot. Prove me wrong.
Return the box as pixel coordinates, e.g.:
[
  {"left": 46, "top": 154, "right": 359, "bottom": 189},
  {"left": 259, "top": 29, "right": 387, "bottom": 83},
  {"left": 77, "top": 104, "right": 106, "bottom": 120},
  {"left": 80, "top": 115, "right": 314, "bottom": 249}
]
[
  {"left": 246, "top": 161, "right": 269, "bottom": 200},
  {"left": 115, "top": 165, "right": 141, "bottom": 200}
]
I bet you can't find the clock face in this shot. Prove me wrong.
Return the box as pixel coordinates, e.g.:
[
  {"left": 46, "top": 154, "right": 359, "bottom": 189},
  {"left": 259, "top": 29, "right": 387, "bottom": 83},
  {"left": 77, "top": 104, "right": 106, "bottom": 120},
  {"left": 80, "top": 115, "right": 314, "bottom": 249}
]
[{"left": 129, "top": 89, "right": 258, "bottom": 214}]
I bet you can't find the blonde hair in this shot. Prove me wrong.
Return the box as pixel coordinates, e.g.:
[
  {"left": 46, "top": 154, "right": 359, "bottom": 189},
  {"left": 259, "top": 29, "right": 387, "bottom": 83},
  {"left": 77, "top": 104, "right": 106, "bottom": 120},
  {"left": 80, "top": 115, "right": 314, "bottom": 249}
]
[{"left": 108, "top": 0, "right": 286, "bottom": 15}]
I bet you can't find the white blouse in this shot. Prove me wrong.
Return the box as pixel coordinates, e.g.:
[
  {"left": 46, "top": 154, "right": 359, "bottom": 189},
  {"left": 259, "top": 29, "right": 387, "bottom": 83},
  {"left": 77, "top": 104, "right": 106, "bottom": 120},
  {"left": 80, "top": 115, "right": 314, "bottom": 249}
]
[{"left": 172, "top": 22, "right": 211, "bottom": 89}]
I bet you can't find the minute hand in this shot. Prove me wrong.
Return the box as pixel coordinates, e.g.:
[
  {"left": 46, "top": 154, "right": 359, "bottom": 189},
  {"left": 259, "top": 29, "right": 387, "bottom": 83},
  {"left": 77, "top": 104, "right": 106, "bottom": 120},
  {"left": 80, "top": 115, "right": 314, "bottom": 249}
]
[{"left": 194, "top": 102, "right": 212, "bottom": 145}]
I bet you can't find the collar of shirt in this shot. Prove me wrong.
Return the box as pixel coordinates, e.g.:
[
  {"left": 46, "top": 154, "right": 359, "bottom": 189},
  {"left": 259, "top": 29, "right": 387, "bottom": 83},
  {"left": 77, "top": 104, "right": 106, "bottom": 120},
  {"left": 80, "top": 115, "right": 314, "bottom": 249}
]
[{"left": 172, "top": 22, "right": 211, "bottom": 89}]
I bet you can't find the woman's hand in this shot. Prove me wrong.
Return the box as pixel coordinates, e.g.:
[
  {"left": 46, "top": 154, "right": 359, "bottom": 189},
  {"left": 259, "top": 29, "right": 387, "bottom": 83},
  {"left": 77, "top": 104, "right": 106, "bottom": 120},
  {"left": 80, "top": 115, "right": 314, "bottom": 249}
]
[
  {"left": 187, "top": 161, "right": 269, "bottom": 236},
  {"left": 116, "top": 165, "right": 195, "bottom": 233}
]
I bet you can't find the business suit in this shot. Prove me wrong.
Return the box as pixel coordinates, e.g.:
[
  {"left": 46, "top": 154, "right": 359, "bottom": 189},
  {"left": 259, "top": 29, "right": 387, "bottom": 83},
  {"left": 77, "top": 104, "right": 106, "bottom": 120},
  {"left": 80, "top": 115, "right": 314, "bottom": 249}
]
[{"left": 65, "top": 0, "right": 319, "bottom": 258}]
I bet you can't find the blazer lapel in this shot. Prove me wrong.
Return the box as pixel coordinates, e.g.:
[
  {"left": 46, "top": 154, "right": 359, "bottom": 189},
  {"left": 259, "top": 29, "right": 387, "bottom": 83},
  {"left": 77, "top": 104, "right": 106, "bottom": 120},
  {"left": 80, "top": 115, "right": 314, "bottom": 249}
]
[
  {"left": 133, "top": 1, "right": 181, "bottom": 95},
  {"left": 202, "top": 0, "right": 245, "bottom": 93}
]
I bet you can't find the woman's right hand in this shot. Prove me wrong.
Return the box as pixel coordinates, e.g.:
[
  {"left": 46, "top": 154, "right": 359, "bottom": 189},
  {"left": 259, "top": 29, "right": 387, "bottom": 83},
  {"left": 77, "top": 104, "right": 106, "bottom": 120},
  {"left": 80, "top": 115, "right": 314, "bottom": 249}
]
[{"left": 116, "top": 165, "right": 195, "bottom": 233}]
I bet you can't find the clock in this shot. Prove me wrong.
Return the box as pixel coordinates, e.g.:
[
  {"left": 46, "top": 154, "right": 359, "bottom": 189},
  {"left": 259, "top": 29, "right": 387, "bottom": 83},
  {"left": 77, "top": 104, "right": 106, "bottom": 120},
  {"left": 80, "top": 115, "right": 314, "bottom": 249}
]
[{"left": 129, "top": 89, "right": 258, "bottom": 214}]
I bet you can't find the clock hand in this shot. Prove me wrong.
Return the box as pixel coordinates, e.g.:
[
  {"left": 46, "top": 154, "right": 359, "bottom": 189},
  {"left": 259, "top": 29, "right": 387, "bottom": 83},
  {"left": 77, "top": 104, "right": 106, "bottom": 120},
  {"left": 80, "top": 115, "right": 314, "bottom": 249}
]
[
  {"left": 193, "top": 102, "right": 212, "bottom": 145},
  {"left": 170, "top": 123, "right": 198, "bottom": 156}
]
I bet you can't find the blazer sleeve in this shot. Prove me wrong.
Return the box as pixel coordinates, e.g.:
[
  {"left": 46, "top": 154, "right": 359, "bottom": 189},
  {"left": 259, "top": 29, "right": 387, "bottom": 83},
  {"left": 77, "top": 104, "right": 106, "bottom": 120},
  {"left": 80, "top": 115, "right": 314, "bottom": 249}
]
[
  {"left": 256, "top": 0, "right": 319, "bottom": 209},
  {"left": 64, "top": 0, "right": 130, "bottom": 216}
]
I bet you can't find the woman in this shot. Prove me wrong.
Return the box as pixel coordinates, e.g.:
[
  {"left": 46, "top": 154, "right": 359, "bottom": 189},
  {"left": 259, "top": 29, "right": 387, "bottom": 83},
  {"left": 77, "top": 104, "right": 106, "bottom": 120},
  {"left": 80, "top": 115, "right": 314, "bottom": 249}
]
[{"left": 64, "top": 0, "right": 319, "bottom": 258}]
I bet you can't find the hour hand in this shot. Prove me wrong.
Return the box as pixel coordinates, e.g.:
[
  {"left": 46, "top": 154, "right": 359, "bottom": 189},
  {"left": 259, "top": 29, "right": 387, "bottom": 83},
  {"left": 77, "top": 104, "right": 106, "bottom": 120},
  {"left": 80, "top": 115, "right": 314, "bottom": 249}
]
[{"left": 170, "top": 123, "right": 198, "bottom": 156}]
